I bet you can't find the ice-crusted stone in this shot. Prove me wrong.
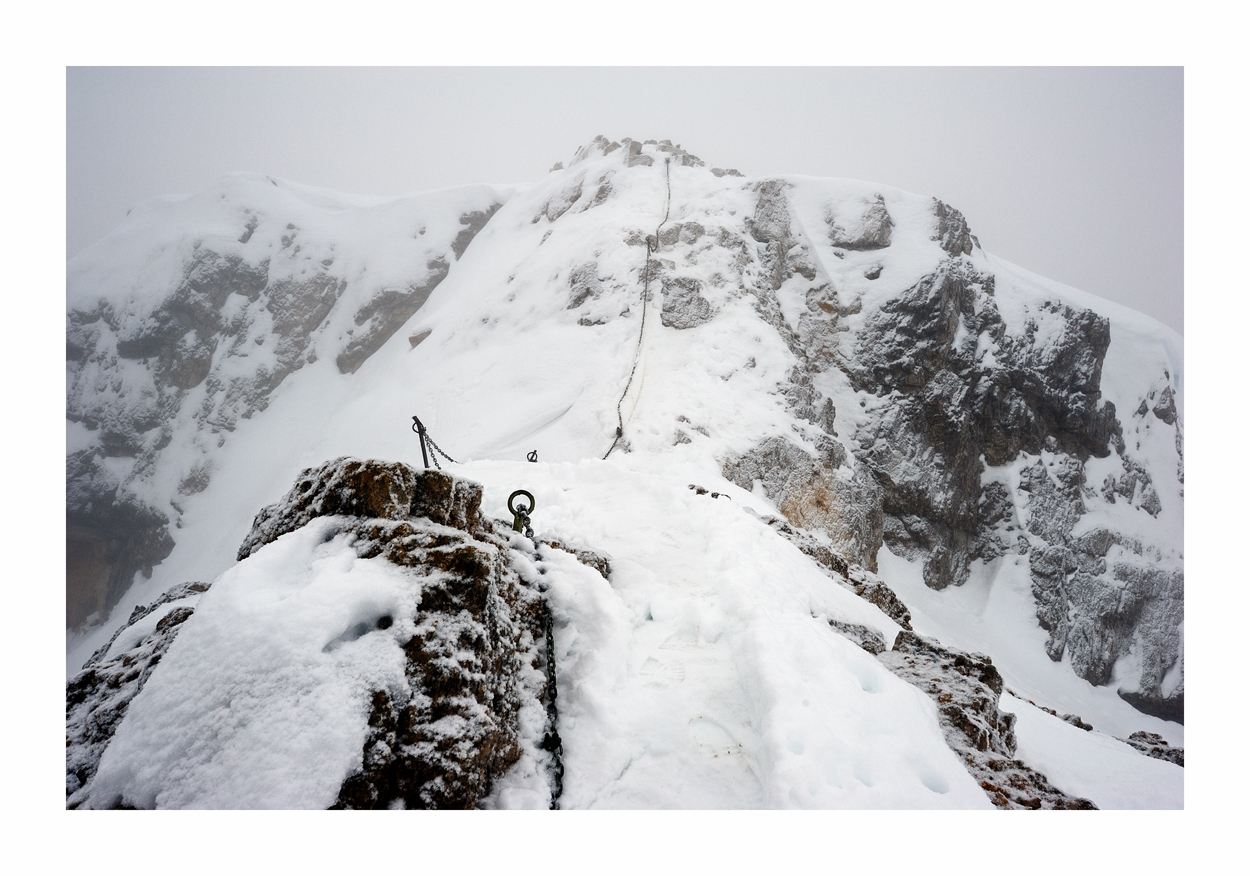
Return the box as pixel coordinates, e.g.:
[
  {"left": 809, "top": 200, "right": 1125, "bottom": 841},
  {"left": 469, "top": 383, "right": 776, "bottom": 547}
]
[
  {"left": 1121, "top": 731, "right": 1184, "bottom": 767},
  {"left": 827, "top": 193, "right": 894, "bottom": 250},
  {"left": 746, "top": 179, "right": 795, "bottom": 292},
  {"left": 66, "top": 581, "right": 212, "bottom": 808},
  {"left": 827, "top": 619, "right": 887, "bottom": 655},
  {"left": 237, "top": 457, "right": 484, "bottom": 561},
  {"left": 931, "top": 198, "right": 979, "bottom": 256},
  {"left": 330, "top": 518, "right": 552, "bottom": 809},
  {"left": 1100, "top": 454, "right": 1162, "bottom": 517},
  {"left": 878, "top": 632, "right": 1096, "bottom": 809},
  {"left": 567, "top": 262, "right": 604, "bottom": 310},
  {"left": 1151, "top": 384, "right": 1177, "bottom": 425},
  {"left": 245, "top": 459, "right": 557, "bottom": 809},
  {"left": 660, "top": 275, "right": 715, "bottom": 329}
]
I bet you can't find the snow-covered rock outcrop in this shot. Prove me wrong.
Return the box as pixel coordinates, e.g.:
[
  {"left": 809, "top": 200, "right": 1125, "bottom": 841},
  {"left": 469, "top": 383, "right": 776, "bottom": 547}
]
[
  {"left": 70, "top": 459, "right": 561, "bottom": 809},
  {"left": 67, "top": 137, "right": 1183, "bottom": 807}
]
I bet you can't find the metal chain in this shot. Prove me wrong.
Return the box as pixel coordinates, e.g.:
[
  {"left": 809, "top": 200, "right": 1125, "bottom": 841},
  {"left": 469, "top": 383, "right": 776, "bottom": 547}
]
[
  {"left": 507, "top": 488, "right": 562, "bottom": 807},
  {"left": 411, "top": 415, "right": 459, "bottom": 470},
  {"left": 424, "top": 433, "right": 458, "bottom": 468}
]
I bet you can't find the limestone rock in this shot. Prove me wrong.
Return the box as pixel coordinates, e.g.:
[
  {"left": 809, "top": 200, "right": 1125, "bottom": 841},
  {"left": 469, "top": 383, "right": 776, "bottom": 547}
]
[
  {"left": 828, "top": 193, "right": 894, "bottom": 250},
  {"left": 244, "top": 459, "right": 557, "bottom": 809},
  {"left": 725, "top": 437, "right": 883, "bottom": 571},
  {"left": 931, "top": 198, "right": 979, "bottom": 256},
  {"left": 827, "top": 619, "right": 887, "bottom": 655},
  {"left": 878, "top": 632, "right": 1096, "bottom": 809},
  {"left": 660, "top": 275, "right": 715, "bottom": 329},
  {"left": 567, "top": 262, "right": 603, "bottom": 310},
  {"left": 237, "top": 458, "right": 485, "bottom": 561}
]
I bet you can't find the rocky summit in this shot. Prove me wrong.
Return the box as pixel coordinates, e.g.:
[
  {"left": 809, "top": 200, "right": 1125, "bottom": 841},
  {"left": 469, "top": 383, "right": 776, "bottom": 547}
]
[{"left": 67, "top": 137, "right": 1183, "bottom": 808}]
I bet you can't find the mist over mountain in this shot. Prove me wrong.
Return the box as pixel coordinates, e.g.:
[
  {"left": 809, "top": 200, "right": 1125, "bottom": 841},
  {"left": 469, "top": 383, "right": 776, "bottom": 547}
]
[{"left": 66, "top": 137, "right": 1183, "bottom": 809}]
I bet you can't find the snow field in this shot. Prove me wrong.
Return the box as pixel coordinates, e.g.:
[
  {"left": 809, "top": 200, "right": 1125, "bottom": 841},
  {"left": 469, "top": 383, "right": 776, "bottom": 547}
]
[
  {"left": 468, "top": 457, "right": 989, "bottom": 808},
  {"left": 1000, "top": 694, "right": 1183, "bottom": 809},
  {"left": 87, "top": 520, "right": 418, "bottom": 809}
]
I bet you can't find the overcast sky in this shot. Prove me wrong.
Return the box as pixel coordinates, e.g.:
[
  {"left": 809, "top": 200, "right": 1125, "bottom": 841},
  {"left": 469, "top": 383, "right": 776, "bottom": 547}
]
[{"left": 67, "top": 67, "right": 1183, "bottom": 333}]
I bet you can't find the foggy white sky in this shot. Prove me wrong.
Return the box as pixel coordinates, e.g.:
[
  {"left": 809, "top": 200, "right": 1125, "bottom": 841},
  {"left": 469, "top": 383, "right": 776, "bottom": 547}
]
[{"left": 67, "top": 67, "right": 1183, "bottom": 333}]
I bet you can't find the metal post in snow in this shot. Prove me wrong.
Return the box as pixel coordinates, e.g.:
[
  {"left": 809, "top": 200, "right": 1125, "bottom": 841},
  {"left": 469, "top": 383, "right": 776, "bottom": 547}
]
[{"left": 411, "top": 415, "right": 430, "bottom": 469}]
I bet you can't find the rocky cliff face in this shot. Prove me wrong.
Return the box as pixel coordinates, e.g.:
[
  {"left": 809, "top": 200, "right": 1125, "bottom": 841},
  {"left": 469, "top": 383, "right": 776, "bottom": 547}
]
[
  {"left": 703, "top": 173, "right": 1181, "bottom": 722},
  {"left": 66, "top": 180, "right": 504, "bottom": 630}
]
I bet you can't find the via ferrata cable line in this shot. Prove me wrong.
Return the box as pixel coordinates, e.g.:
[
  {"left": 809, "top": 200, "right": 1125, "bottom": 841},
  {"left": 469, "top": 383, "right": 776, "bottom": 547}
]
[{"left": 603, "top": 157, "right": 672, "bottom": 460}]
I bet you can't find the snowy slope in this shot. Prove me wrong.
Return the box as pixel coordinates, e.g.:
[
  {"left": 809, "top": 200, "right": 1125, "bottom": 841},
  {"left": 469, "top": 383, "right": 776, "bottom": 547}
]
[{"left": 66, "top": 137, "right": 1182, "bottom": 808}]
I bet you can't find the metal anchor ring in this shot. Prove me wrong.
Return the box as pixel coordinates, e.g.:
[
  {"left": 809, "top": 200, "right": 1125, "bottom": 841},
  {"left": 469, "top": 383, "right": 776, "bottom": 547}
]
[{"left": 508, "top": 489, "right": 535, "bottom": 516}]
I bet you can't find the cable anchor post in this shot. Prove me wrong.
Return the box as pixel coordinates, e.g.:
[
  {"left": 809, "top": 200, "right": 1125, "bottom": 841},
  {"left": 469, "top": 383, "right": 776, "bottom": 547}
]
[{"left": 411, "top": 415, "right": 430, "bottom": 469}]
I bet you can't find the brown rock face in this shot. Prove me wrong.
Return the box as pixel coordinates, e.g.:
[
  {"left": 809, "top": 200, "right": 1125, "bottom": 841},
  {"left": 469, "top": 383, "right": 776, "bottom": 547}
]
[
  {"left": 724, "top": 437, "right": 884, "bottom": 572},
  {"left": 237, "top": 458, "right": 485, "bottom": 561},
  {"left": 1122, "top": 731, "right": 1184, "bottom": 767}
]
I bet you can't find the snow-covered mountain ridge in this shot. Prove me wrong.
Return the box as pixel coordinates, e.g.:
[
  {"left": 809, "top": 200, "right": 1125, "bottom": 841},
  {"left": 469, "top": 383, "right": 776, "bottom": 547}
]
[{"left": 66, "top": 137, "right": 1183, "bottom": 808}]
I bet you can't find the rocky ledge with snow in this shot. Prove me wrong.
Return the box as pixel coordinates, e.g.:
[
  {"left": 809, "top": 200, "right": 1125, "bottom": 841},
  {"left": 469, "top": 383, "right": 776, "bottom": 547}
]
[{"left": 69, "top": 459, "right": 568, "bottom": 809}]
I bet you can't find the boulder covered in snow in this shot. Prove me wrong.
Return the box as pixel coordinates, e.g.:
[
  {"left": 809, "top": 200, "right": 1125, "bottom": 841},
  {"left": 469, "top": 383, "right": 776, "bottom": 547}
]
[{"left": 71, "top": 460, "right": 558, "bottom": 809}]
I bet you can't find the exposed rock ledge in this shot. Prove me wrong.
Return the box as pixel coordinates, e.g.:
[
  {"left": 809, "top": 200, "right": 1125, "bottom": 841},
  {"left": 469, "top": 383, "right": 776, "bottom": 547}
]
[{"left": 68, "top": 459, "right": 564, "bottom": 809}]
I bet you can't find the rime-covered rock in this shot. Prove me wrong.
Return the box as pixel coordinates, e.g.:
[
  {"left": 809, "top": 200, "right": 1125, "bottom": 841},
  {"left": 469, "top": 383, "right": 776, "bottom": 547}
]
[
  {"left": 828, "top": 193, "right": 894, "bottom": 250},
  {"left": 1122, "top": 731, "right": 1184, "bottom": 767},
  {"left": 72, "top": 460, "right": 559, "bottom": 809},
  {"left": 66, "top": 581, "right": 211, "bottom": 808},
  {"left": 237, "top": 459, "right": 556, "bottom": 809},
  {"left": 878, "top": 633, "right": 1096, "bottom": 809}
]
